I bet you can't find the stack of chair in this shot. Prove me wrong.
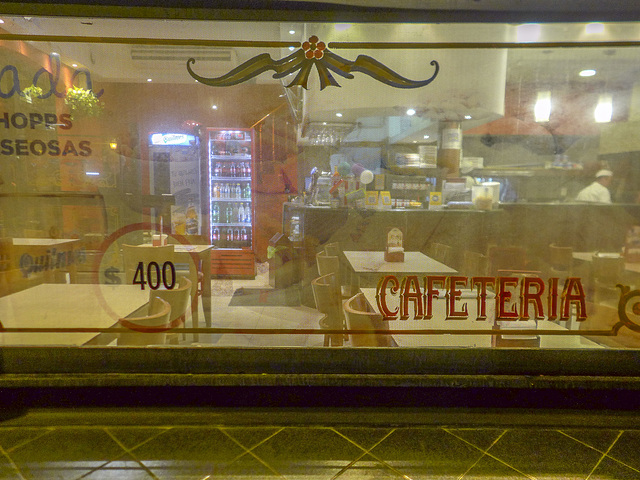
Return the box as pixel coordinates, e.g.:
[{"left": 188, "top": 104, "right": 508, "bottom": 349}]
[
  {"left": 343, "top": 292, "right": 393, "bottom": 347},
  {"left": 311, "top": 272, "right": 344, "bottom": 346}
]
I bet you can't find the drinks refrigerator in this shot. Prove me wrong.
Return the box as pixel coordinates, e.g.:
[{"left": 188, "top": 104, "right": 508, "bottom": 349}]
[{"left": 207, "top": 128, "right": 256, "bottom": 277}]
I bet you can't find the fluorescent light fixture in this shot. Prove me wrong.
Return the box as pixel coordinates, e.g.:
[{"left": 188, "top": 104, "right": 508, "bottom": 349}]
[
  {"left": 534, "top": 91, "right": 551, "bottom": 123},
  {"left": 289, "top": 30, "right": 295, "bottom": 35},
  {"left": 406, "top": 108, "right": 416, "bottom": 116},
  {"left": 85, "top": 171, "right": 100, "bottom": 176},
  {"left": 335, "top": 112, "right": 343, "bottom": 117},
  {"left": 147, "top": 78, "right": 152, "bottom": 82},
  {"left": 211, "top": 105, "right": 218, "bottom": 110},
  {"left": 72, "top": 63, "right": 78, "bottom": 67},
  {"left": 579, "top": 69, "right": 597, "bottom": 77},
  {"left": 288, "top": 46, "right": 295, "bottom": 51},
  {"left": 585, "top": 23, "right": 605, "bottom": 34},
  {"left": 423, "top": 135, "right": 430, "bottom": 139},
  {"left": 517, "top": 23, "right": 541, "bottom": 43},
  {"left": 464, "top": 115, "right": 472, "bottom": 120},
  {"left": 594, "top": 94, "right": 612, "bottom": 123}
]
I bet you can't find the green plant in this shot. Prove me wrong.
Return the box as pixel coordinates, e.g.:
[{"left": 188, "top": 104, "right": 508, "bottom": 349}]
[
  {"left": 21, "top": 85, "right": 43, "bottom": 103},
  {"left": 64, "top": 87, "right": 103, "bottom": 118}
]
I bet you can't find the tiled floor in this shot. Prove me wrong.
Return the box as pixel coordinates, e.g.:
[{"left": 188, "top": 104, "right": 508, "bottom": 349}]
[{"left": 1, "top": 409, "right": 640, "bottom": 479}]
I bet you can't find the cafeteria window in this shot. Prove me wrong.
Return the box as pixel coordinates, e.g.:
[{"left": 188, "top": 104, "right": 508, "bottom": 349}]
[{"left": 1, "top": 16, "right": 640, "bottom": 352}]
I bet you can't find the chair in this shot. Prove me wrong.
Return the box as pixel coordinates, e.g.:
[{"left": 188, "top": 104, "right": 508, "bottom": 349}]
[
  {"left": 548, "top": 243, "right": 573, "bottom": 273},
  {"left": 324, "top": 242, "right": 341, "bottom": 257},
  {"left": 311, "top": 272, "right": 344, "bottom": 346},
  {"left": 462, "top": 250, "right": 489, "bottom": 278},
  {"left": 487, "top": 245, "right": 528, "bottom": 276},
  {"left": 592, "top": 253, "right": 625, "bottom": 306},
  {"left": 428, "top": 242, "right": 453, "bottom": 265},
  {"left": 150, "top": 276, "right": 192, "bottom": 344},
  {"left": 316, "top": 250, "right": 354, "bottom": 297},
  {"left": 117, "top": 296, "right": 171, "bottom": 346},
  {"left": 343, "top": 292, "right": 393, "bottom": 347}
]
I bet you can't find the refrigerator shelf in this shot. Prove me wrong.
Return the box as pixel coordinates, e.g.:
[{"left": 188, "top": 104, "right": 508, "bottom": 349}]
[
  {"left": 210, "top": 176, "right": 251, "bottom": 181},
  {"left": 210, "top": 155, "right": 252, "bottom": 161},
  {"left": 210, "top": 197, "right": 252, "bottom": 202}
]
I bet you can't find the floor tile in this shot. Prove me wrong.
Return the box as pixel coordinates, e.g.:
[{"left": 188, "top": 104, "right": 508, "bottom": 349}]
[
  {"left": 332, "top": 427, "right": 395, "bottom": 452},
  {"left": 0, "top": 427, "right": 53, "bottom": 452},
  {"left": 7, "top": 428, "right": 126, "bottom": 480},
  {"left": 605, "top": 430, "right": 640, "bottom": 471},
  {"left": 367, "top": 427, "right": 485, "bottom": 479},
  {"left": 588, "top": 455, "right": 640, "bottom": 480},
  {"left": 486, "top": 429, "right": 604, "bottom": 480},
  {"left": 444, "top": 428, "right": 506, "bottom": 451},
  {"left": 0, "top": 454, "right": 22, "bottom": 480},
  {"left": 80, "top": 454, "right": 155, "bottom": 479},
  {"left": 250, "top": 427, "right": 366, "bottom": 478},
  {"left": 460, "top": 454, "right": 532, "bottom": 479},
  {"left": 334, "top": 455, "right": 408, "bottom": 479},
  {"left": 220, "top": 426, "right": 283, "bottom": 452},
  {"left": 105, "top": 427, "right": 171, "bottom": 451},
  {"left": 130, "top": 427, "right": 246, "bottom": 480},
  {"left": 559, "top": 428, "right": 622, "bottom": 453}
]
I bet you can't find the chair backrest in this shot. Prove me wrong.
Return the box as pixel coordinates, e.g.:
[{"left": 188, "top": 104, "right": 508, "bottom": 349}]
[
  {"left": 149, "top": 276, "right": 192, "bottom": 327},
  {"left": 324, "top": 242, "right": 341, "bottom": 257},
  {"left": 343, "top": 292, "right": 391, "bottom": 347},
  {"left": 592, "top": 253, "right": 624, "bottom": 284},
  {"left": 122, "top": 244, "right": 174, "bottom": 285},
  {"left": 488, "top": 245, "right": 527, "bottom": 275},
  {"left": 316, "top": 251, "right": 340, "bottom": 277},
  {"left": 118, "top": 296, "right": 171, "bottom": 346},
  {"left": 429, "top": 242, "right": 453, "bottom": 265},
  {"left": 548, "top": 243, "right": 573, "bottom": 271},
  {"left": 311, "top": 272, "right": 341, "bottom": 317},
  {"left": 462, "top": 250, "right": 489, "bottom": 277}
]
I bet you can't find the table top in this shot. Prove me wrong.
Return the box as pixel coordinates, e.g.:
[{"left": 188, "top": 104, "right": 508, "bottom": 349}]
[
  {"left": 343, "top": 251, "right": 457, "bottom": 275},
  {"left": 141, "top": 243, "right": 213, "bottom": 254},
  {"left": 360, "top": 288, "right": 602, "bottom": 349},
  {"left": 573, "top": 251, "right": 640, "bottom": 274},
  {"left": 12, "top": 238, "right": 80, "bottom": 247},
  {"left": 0, "top": 284, "right": 148, "bottom": 346}
]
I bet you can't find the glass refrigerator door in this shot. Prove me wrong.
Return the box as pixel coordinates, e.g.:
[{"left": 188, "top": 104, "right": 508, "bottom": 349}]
[{"left": 208, "top": 129, "right": 253, "bottom": 249}]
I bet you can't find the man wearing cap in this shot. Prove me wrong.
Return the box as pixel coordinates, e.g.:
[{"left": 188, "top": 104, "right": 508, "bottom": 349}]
[{"left": 576, "top": 170, "right": 613, "bottom": 203}]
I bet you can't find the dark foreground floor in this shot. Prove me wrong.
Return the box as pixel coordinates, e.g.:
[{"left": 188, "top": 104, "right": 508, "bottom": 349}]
[{"left": 1, "top": 407, "right": 640, "bottom": 479}]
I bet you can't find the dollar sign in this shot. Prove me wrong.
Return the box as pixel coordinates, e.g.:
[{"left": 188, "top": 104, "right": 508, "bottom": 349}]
[{"left": 104, "top": 266, "right": 122, "bottom": 285}]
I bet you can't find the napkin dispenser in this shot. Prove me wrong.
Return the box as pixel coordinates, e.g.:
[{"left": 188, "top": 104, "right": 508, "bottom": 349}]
[{"left": 385, "top": 227, "right": 404, "bottom": 262}]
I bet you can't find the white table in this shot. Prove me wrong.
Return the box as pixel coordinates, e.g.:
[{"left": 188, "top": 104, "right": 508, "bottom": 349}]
[
  {"left": 361, "top": 288, "right": 603, "bottom": 349},
  {"left": 11, "top": 238, "right": 81, "bottom": 283},
  {"left": 573, "top": 251, "right": 640, "bottom": 274},
  {"left": 343, "top": 251, "right": 457, "bottom": 287},
  {"left": 0, "top": 283, "right": 149, "bottom": 345}
]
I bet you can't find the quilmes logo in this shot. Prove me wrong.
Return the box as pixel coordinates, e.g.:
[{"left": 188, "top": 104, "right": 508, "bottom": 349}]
[
  {"left": 0, "top": 54, "right": 103, "bottom": 100},
  {"left": 19, "top": 247, "right": 86, "bottom": 278}
]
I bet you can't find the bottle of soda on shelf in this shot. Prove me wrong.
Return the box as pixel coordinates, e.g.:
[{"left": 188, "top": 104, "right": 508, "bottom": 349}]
[
  {"left": 241, "top": 227, "right": 247, "bottom": 242},
  {"left": 245, "top": 203, "right": 251, "bottom": 223},
  {"left": 225, "top": 205, "right": 232, "bottom": 223},
  {"left": 230, "top": 162, "right": 236, "bottom": 177},
  {"left": 238, "top": 203, "right": 245, "bottom": 223},
  {"left": 223, "top": 183, "right": 230, "bottom": 198},
  {"left": 235, "top": 183, "right": 242, "bottom": 199},
  {"left": 214, "top": 162, "right": 221, "bottom": 176},
  {"left": 232, "top": 203, "right": 239, "bottom": 223},
  {"left": 244, "top": 183, "right": 251, "bottom": 199},
  {"left": 227, "top": 228, "right": 233, "bottom": 242},
  {"left": 212, "top": 204, "right": 219, "bottom": 223},
  {"left": 234, "top": 228, "right": 240, "bottom": 241},
  {"left": 246, "top": 161, "right": 251, "bottom": 176},
  {"left": 212, "top": 227, "right": 219, "bottom": 242}
]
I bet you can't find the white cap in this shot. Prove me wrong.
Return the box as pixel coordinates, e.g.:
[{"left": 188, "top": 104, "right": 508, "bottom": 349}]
[{"left": 595, "top": 169, "right": 613, "bottom": 178}]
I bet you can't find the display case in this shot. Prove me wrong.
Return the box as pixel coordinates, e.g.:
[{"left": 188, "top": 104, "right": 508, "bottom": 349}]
[{"left": 207, "top": 128, "right": 256, "bottom": 277}]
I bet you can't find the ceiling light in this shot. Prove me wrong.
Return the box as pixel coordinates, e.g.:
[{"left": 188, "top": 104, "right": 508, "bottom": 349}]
[
  {"left": 406, "top": 108, "right": 416, "bottom": 116},
  {"left": 0, "top": 19, "right": 5, "bottom": 24},
  {"left": 423, "top": 135, "right": 430, "bottom": 139},
  {"left": 534, "top": 91, "right": 551, "bottom": 123},
  {"left": 464, "top": 115, "right": 472, "bottom": 120},
  {"left": 516, "top": 23, "right": 541, "bottom": 43},
  {"left": 211, "top": 105, "right": 218, "bottom": 110},
  {"left": 579, "top": 69, "right": 596, "bottom": 77},
  {"left": 288, "top": 46, "right": 295, "bottom": 51},
  {"left": 595, "top": 94, "right": 612, "bottom": 123},
  {"left": 336, "top": 113, "right": 343, "bottom": 117},
  {"left": 585, "top": 23, "right": 605, "bottom": 34},
  {"left": 51, "top": 52, "right": 59, "bottom": 56},
  {"left": 72, "top": 63, "right": 78, "bottom": 68},
  {"left": 147, "top": 78, "right": 152, "bottom": 82},
  {"left": 289, "top": 30, "right": 295, "bottom": 35}
]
